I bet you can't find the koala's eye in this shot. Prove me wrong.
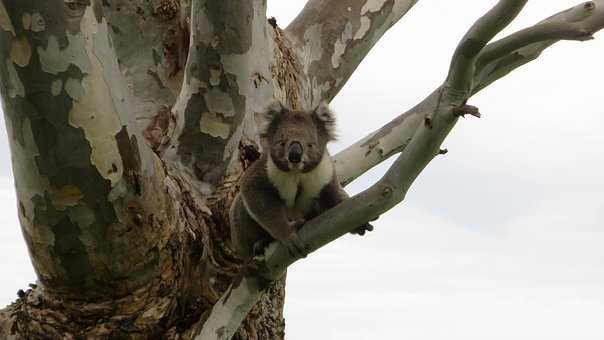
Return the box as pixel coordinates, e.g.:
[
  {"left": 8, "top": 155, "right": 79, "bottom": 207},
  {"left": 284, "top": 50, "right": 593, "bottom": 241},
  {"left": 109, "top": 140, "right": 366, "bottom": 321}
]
[
  {"left": 279, "top": 141, "right": 286, "bottom": 147},
  {"left": 308, "top": 143, "right": 314, "bottom": 148}
]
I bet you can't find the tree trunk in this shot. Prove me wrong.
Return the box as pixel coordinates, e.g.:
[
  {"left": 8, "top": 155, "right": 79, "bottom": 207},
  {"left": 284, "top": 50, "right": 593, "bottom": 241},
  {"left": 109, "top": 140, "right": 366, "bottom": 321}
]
[
  {"left": 1, "top": 0, "right": 603, "bottom": 339},
  {"left": 0, "top": 0, "right": 289, "bottom": 338}
]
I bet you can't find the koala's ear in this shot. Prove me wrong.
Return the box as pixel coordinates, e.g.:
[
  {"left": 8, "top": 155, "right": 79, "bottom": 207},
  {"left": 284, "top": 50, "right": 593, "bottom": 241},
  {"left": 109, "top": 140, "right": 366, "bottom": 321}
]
[
  {"left": 258, "top": 101, "right": 286, "bottom": 137},
  {"left": 313, "top": 101, "right": 337, "bottom": 141}
]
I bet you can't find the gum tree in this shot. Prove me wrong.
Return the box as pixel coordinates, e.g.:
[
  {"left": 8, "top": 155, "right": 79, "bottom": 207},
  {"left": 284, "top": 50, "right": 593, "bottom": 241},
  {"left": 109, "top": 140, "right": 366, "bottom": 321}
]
[{"left": 0, "top": 0, "right": 602, "bottom": 339}]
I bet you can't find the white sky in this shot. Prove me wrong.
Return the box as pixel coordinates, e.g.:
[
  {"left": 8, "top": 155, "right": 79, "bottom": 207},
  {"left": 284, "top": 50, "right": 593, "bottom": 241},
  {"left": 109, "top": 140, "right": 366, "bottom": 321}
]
[{"left": 1, "top": 1, "right": 604, "bottom": 339}]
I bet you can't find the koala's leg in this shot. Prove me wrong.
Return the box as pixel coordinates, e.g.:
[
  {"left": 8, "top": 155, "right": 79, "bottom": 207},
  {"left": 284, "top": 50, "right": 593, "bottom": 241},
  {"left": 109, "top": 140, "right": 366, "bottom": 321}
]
[
  {"left": 240, "top": 190, "right": 307, "bottom": 258},
  {"left": 318, "top": 179, "right": 375, "bottom": 236},
  {"left": 230, "top": 194, "right": 269, "bottom": 259}
]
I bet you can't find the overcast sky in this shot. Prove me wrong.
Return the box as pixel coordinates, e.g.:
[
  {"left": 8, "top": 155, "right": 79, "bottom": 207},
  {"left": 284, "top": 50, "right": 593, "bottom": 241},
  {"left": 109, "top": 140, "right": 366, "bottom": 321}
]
[{"left": 1, "top": 1, "right": 604, "bottom": 339}]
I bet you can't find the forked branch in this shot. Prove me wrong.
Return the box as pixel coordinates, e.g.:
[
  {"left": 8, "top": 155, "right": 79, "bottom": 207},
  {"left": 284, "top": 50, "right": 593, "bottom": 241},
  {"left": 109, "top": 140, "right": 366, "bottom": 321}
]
[
  {"left": 196, "top": 1, "right": 604, "bottom": 339},
  {"left": 447, "top": 0, "right": 528, "bottom": 95},
  {"left": 474, "top": 0, "right": 604, "bottom": 93},
  {"left": 336, "top": 0, "right": 604, "bottom": 185}
]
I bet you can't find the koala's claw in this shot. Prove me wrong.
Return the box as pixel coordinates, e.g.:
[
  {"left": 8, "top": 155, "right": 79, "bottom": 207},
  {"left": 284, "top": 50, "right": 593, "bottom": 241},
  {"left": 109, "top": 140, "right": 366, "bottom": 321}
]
[
  {"left": 285, "top": 232, "right": 308, "bottom": 258},
  {"left": 252, "top": 239, "right": 271, "bottom": 256},
  {"left": 290, "top": 219, "right": 306, "bottom": 230},
  {"left": 351, "top": 222, "right": 374, "bottom": 236}
]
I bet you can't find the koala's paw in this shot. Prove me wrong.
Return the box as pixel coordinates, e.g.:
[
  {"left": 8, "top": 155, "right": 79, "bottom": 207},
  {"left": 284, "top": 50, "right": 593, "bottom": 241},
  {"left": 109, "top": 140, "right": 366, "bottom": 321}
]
[
  {"left": 350, "top": 222, "right": 374, "bottom": 236},
  {"left": 284, "top": 231, "right": 308, "bottom": 258},
  {"left": 252, "top": 238, "right": 271, "bottom": 257},
  {"left": 290, "top": 219, "right": 306, "bottom": 230}
]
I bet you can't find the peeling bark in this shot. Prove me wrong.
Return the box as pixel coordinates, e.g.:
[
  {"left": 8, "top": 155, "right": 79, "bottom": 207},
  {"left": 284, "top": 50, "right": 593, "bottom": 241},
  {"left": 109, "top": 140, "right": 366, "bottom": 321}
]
[
  {"left": 0, "top": 1, "right": 284, "bottom": 338},
  {"left": 287, "top": 0, "right": 419, "bottom": 102},
  {"left": 1, "top": 0, "right": 603, "bottom": 339},
  {"left": 0, "top": 0, "right": 166, "bottom": 299},
  {"left": 102, "top": 0, "right": 186, "bottom": 127},
  {"left": 162, "top": 0, "right": 274, "bottom": 190}
]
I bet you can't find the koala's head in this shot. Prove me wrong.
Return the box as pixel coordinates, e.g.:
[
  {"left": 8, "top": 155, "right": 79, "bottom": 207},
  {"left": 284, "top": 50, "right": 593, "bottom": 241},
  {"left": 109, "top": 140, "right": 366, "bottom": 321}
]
[{"left": 259, "top": 101, "right": 336, "bottom": 173}]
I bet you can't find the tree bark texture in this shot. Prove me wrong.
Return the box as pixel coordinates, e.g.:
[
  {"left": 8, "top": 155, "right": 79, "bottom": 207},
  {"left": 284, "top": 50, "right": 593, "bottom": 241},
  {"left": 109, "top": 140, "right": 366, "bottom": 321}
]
[{"left": 0, "top": 0, "right": 602, "bottom": 339}]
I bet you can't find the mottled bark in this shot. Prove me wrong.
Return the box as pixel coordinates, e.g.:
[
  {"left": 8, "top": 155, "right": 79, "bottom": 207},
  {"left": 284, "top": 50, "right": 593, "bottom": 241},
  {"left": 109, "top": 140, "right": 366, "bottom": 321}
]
[
  {"left": 0, "top": 0, "right": 211, "bottom": 337},
  {"left": 162, "top": 0, "right": 275, "bottom": 190},
  {"left": 0, "top": 0, "right": 165, "bottom": 300},
  {"left": 0, "top": 0, "right": 282, "bottom": 338},
  {"left": 287, "top": 0, "right": 419, "bottom": 103},
  {"left": 0, "top": 0, "right": 603, "bottom": 339},
  {"left": 102, "top": 0, "right": 187, "bottom": 127}
]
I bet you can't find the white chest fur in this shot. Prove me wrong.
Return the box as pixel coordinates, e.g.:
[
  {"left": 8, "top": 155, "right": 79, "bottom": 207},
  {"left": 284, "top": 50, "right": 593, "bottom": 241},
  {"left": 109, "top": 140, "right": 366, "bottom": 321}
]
[{"left": 267, "top": 152, "right": 334, "bottom": 216}]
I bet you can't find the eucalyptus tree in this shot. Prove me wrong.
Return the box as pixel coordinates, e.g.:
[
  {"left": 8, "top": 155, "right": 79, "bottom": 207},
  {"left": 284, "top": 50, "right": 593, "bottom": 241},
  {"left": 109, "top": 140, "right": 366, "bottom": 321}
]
[{"left": 0, "top": 0, "right": 602, "bottom": 339}]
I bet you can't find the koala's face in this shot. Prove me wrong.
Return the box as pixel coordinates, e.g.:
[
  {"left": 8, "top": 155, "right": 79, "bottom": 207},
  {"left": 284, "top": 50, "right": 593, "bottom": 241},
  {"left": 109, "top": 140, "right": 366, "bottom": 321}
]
[{"left": 261, "top": 102, "right": 336, "bottom": 173}]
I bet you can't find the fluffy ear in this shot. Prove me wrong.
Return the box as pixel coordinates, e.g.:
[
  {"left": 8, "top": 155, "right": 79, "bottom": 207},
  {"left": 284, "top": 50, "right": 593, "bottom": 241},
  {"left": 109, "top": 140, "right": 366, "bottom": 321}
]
[
  {"left": 257, "top": 101, "right": 286, "bottom": 137},
  {"left": 313, "top": 101, "right": 337, "bottom": 141}
]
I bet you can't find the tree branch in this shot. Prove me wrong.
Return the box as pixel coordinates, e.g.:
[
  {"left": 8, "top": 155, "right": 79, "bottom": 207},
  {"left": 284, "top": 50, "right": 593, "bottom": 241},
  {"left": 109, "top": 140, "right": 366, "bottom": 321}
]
[
  {"left": 446, "top": 0, "right": 527, "bottom": 95},
  {"left": 338, "top": 0, "right": 604, "bottom": 189},
  {"left": 477, "top": 24, "right": 594, "bottom": 69},
  {"left": 333, "top": 89, "right": 439, "bottom": 186},
  {"left": 286, "top": 0, "right": 420, "bottom": 104},
  {"left": 473, "top": 0, "right": 604, "bottom": 94},
  {"left": 162, "top": 0, "right": 272, "bottom": 189}
]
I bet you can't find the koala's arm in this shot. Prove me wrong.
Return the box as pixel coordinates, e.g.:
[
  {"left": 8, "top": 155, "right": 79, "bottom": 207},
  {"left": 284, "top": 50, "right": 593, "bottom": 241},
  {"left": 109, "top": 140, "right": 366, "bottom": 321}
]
[
  {"left": 239, "top": 162, "right": 307, "bottom": 257},
  {"left": 318, "top": 178, "right": 375, "bottom": 236}
]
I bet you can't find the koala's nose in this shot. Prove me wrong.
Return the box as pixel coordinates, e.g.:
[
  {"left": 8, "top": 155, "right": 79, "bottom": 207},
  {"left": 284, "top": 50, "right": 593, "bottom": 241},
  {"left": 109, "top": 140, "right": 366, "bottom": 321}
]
[{"left": 288, "top": 142, "right": 303, "bottom": 163}]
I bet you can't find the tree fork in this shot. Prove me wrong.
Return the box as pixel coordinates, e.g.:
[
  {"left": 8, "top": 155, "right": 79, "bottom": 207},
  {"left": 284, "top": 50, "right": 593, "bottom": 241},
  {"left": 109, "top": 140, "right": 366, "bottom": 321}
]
[{"left": 0, "top": 0, "right": 603, "bottom": 339}]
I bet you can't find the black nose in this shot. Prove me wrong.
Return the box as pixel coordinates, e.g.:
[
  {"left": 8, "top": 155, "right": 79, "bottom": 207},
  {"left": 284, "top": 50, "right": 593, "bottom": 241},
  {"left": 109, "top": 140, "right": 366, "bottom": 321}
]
[{"left": 288, "top": 142, "right": 303, "bottom": 163}]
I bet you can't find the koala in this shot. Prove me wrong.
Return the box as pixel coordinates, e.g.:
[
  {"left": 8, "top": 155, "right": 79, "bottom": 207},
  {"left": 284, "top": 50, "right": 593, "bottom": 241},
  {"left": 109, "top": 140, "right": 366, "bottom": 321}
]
[{"left": 229, "top": 101, "right": 373, "bottom": 260}]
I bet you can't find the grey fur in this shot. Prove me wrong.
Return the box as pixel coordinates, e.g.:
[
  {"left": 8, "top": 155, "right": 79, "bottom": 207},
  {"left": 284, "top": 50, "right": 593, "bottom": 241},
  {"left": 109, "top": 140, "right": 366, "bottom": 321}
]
[{"left": 230, "top": 103, "right": 372, "bottom": 260}]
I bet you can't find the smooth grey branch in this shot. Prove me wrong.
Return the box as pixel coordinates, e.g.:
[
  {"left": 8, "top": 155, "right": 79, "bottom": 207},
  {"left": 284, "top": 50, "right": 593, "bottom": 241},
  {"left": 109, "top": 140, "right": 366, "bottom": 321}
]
[
  {"left": 474, "top": 0, "right": 604, "bottom": 93},
  {"left": 447, "top": 0, "right": 528, "bottom": 96}
]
